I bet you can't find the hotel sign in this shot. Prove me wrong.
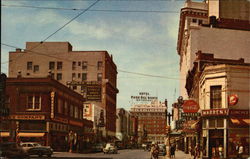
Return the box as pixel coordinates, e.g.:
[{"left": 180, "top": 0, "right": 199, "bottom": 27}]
[{"left": 202, "top": 109, "right": 228, "bottom": 116}]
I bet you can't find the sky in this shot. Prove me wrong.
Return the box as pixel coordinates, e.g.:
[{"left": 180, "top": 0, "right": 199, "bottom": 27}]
[{"left": 1, "top": 0, "right": 192, "bottom": 111}]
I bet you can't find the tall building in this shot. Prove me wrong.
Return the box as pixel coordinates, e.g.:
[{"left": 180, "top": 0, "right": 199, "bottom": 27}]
[
  {"left": 8, "top": 42, "right": 119, "bottom": 138},
  {"left": 130, "top": 100, "right": 167, "bottom": 144},
  {"left": 177, "top": 0, "right": 250, "bottom": 98},
  {"left": 116, "top": 108, "right": 130, "bottom": 146}
]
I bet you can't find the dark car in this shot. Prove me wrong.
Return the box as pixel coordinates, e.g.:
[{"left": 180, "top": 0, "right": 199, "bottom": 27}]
[
  {"left": 0, "top": 142, "right": 29, "bottom": 159},
  {"left": 20, "top": 142, "right": 53, "bottom": 157},
  {"left": 158, "top": 144, "right": 166, "bottom": 156}
]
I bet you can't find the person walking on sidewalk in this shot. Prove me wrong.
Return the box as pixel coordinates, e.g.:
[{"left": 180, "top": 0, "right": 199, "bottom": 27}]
[{"left": 170, "top": 144, "right": 176, "bottom": 158}]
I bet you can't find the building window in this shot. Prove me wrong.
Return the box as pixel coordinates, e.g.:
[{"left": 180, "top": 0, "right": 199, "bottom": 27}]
[
  {"left": 74, "top": 106, "right": 78, "bottom": 119},
  {"left": 33, "top": 65, "right": 39, "bottom": 73},
  {"left": 51, "top": 73, "right": 55, "bottom": 79},
  {"left": 57, "top": 62, "right": 63, "bottom": 70},
  {"left": 57, "top": 73, "right": 62, "bottom": 80},
  {"left": 198, "top": 19, "right": 203, "bottom": 25},
  {"left": 64, "top": 101, "right": 68, "bottom": 115},
  {"left": 97, "top": 73, "right": 102, "bottom": 82},
  {"left": 97, "top": 61, "right": 103, "bottom": 70},
  {"left": 210, "top": 85, "right": 222, "bottom": 109},
  {"left": 78, "top": 61, "right": 81, "bottom": 66},
  {"left": 78, "top": 73, "right": 81, "bottom": 78},
  {"left": 192, "top": 18, "right": 197, "bottom": 23},
  {"left": 72, "top": 73, "right": 76, "bottom": 80},
  {"left": 82, "top": 73, "right": 87, "bottom": 81},
  {"left": 72, "top": 61, "right": 76, "bottom": 70},
  {"left": 27, "top": 62, "right": 33, "bottom": 70},
  {"left": 27, "top": 95, "right": 41, "bottom": 110},
  {"left": 73, "top": 85, "right": 77, "bottom": 90},
  {"left": 49, "top": 62, "right": 55, "bottom": 70},
  {"left": 82, "top": 61, "right": 87, "bottom": 70}
]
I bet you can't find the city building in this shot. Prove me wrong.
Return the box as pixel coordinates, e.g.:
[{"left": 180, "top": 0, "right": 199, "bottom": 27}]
[
  {"left": 116, "top": 108, "right": 131, "bottom": 147},
  {"left": 186, "top": 52, "right": 250, "bottom": 158},
  {"left": 8, "top": 42, "right": 119, "bottom": 139},
  {"left": 130, "top": 100, "right": 167, "bottom": 144},
  {"left": 177, "top": 0, "right": 250, "bottom": 98},
  {"left": 0, "top": 77, "right": 93, "bottom": 152}
]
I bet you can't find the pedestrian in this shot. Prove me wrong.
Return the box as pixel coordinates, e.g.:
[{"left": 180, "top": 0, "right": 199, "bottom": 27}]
[
  {"left": 193, "top": 144, "right": 199, "bottom": 159},
  {"left": 150, "top": 143, "right": 155, "bottom": 159},
  {"left": 170, "top": 144, "right": 176, "bottom": 158},
  {"left": 218, "top": 145, "right": 223, "bottom": 159},
  {"left": 237, "top": 143, "right": 244, "bottom": 159}
]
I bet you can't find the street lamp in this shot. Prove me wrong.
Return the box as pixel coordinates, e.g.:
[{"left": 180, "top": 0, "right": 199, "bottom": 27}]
[{"left": 165, "top": 99, "right": 172, "bottom": 157}]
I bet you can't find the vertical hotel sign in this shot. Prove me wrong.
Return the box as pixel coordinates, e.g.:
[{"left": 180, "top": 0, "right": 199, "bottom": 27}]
[{"left": 51, "top": 92, "right": 55, "bottom": 119}]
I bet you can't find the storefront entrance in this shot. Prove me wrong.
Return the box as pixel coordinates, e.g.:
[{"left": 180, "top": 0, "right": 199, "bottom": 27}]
[{"left": 209, "top": 129, "right": 224, "bottom": 158}]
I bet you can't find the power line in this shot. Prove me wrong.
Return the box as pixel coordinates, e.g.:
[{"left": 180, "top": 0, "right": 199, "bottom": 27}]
[
  {"left": 28, "top": 0, "right": 100, "bottom": 51},
  {"left": 1, "top": 42, "right": 182, "bottom": 80},
  {"left": 2, "top": 4, "right": 179, "bottom": 13}
]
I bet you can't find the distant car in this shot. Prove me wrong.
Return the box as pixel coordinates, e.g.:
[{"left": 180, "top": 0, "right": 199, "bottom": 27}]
[
  {"left": 158, "top": 144, "right": 166, "bottom": 156},
  {"left": 20, "top": 142, "right": 53, "bottom": 157},
  {"left": 0, "top": 142, "right": 29, "bottom": 159},
  {"left": 92, "top": 143, "right": 104, "bottom": 152},
  {"left": 103, "top": 143, "right": 118, "bottom": 154}
]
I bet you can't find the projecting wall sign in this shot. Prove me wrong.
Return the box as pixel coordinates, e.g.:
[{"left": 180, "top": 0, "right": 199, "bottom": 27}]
[{"left": 228, "top": 94, "right": 239, "bottom": 106}]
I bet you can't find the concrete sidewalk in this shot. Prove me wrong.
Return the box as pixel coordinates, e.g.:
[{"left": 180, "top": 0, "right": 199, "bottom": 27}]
[{"left": 159, "top": 150, "right": 192, "bottom": 159}]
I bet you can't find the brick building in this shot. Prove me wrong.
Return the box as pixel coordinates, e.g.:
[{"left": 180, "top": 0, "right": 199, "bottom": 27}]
[
  {"left": 0, "top": 77, "right": 93, "bottom": 152},
  {"left": 8, "top": 42, "right": 118, "bottom": 138},
  {"left": 130, "top": 100, "right": 167, "bottom": 144}
]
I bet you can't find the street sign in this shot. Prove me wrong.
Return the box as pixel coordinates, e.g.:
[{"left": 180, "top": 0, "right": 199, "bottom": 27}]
[{"left": 182, "top": 100, "right": 199, "bottom": 113}]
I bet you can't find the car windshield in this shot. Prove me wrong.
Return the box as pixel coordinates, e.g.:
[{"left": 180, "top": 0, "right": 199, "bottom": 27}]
[{"left": 33, "top": 143, "right": 42, "bottom": 147}]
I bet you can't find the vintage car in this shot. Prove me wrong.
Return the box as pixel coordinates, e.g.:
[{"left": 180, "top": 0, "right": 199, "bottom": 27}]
[
  {"left": 103, "top": 143, "right": 118, "bottom": 154},
  {"left": 158, "top": 144, "right": 166, "bottom": 156},
  {"left": 20, "top": 142, "right": 53, "bottom": 157},
  {"left": 0, "top": 142, "right": 29, "bottom": 159}
]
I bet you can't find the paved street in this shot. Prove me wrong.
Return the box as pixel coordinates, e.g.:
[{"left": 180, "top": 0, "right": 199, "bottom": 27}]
[{"left": 50, "top": 149, "right": 152, "bottom": 159}]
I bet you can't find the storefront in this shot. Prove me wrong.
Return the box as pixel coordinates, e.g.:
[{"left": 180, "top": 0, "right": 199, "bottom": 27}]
[{"left": 201, "top": 109, "right": 250, "bottom": 159}]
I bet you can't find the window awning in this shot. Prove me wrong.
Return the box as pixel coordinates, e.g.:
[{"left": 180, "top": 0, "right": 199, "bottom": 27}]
[
  {"left": 230, "top": 118, "right": 250, "bottom": 127},
  {"left": 0, "top": 132, "right": 10, "bottom": 137},
  {"left": 17, "top": 132, "right": 45, "bottom": 137}
]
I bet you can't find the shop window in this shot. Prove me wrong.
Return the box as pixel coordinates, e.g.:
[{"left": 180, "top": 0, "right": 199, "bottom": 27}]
[
  {"left": 27, "top": 95, "right": 41, "bottom": 110},
  {"left": 210, "top": 85, "right": 222, "bottom": 109},
  {"left": 57, "top": 62, "right": 63, "bottom": 70},
  {"left": 82, "top": 61, "right": 87, "bottom": 70},
  {"left": 217, "top": 119, "right": 224, "bottom": 127},
  {"left": 49, "top": 61, "right": 55, "bottom": 70},
  {"left": 33, "top": 65, "right": 39, "bottom": 73},
  {"left": 209, "top": 119, "right": 216, "bottom": 128},
  {"left": 27, "top": 61, "right": 33, "bottom": 70}
]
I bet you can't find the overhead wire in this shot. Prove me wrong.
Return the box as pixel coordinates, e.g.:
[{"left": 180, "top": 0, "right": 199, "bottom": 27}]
[
  {"left": 27, "top": 0, "right": 100, "bottom": 51},
  {"left": 1, "top": 42, "right": 182, "bottom": 80},
  {"left": 2, "top": 4, "right": 180, "bottom": 13}
]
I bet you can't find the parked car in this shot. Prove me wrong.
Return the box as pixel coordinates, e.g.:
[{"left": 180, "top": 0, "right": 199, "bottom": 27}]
[
  {"left": 158, "top": 144, "right": 166, "bottom": 156},
  {"left": 91, "top": 143, "right": 105, "bottom": 152},
  {"left": 0, "top": 142, "right": 29, "bottom": 159},
  {"left": 103, "top": 143, "right": 118, "bottom": 154},
  {"left": 20, "top": 142, "right": 53, "bottom": 157}
]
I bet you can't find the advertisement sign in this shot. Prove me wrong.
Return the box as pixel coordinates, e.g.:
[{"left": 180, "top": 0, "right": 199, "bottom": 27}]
[
  {"left": 228, "top": 94, "right": 239, "bottom": 106},
  {"left": 202, "top": 109, "right": 229, "bottom": 116},
  {"left": 182, "top": 100, "right": 199, "bottom": 113},
  {"left": 181, "top": 112, "right": 201, "bottom": 117},
  {"left": 86, "top": 84, "right": 101, "bottom": 101}
]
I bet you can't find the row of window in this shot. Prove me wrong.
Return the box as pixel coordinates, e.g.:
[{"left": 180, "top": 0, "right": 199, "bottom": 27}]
[
  {"left": 72, "top": 73, "right": 102, "bottom": 81},
  {"left": 26, "top": 95, "right": 83, "bottom": 120},
  {"left": 27, "top": 61, "right": 103, "bottom": 72}
]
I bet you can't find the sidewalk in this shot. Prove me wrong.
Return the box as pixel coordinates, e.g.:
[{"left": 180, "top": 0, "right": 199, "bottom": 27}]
[{"left": 159, "top": 150, "right": 192, "bottom": 159}]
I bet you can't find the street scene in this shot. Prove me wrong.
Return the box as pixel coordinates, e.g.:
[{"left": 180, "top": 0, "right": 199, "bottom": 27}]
[{"left": 1, "top": 0, "right": 250, "bottom": 159}]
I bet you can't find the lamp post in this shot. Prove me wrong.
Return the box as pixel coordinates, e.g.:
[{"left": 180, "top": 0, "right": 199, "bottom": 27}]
[{"left": 165, "top": 99, "right": 172, "bottom": 157}]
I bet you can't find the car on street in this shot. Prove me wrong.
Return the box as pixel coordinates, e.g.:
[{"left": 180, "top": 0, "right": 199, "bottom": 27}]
[
  {"left": 20, "top": 142, "right": 53, "bottom": 157},
  {"left": 158, "top": 144, "right": 166, "bottom": 156},
  {"left": 91, "top": 143, "right": 105, "bottom": 152},
  {"left": 103, "top": 143, "right": 118, "bottom": 154},
  {"left": 0, "top": 142, "right": 29, "bottom": 159}
]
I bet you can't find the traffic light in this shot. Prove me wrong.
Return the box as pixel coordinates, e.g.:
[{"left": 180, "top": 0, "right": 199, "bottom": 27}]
[{"left": 0, "top": 73, "right": 9, "bottom": 116}]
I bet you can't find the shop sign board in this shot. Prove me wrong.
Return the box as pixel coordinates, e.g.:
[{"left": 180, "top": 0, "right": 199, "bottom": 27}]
[
  {"left": 229, "top": 109, "right": 249, "bottom": 117},
  {"left": 228, "top": 94, "right": 239, "bottom": 106},
  {"left": 202, "top": 109, "right": 229, "bottom": 116},
  {"left": 86, "top": 83, "right": 101, "bottom": 101},
  {"left": 182, "top": 100, "right": 199, "bottom": 113},
  {"left": 10, "top": 115, "right": 45, "bottom": 120},
  {"left": 181, "top": 112, "right": 201, "bottom": 117}
]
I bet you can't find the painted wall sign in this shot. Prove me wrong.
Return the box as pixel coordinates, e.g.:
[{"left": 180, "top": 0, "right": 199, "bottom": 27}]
[
  {"left": 228, "top": 94, "right": 239, "bottom": 106},
  {"left": 202, "top": 109, "right": 229, "bottom": 116},
  {"left": 183, "top": 100, "right": 199, "bottom": 113},
  {"left": 181, "top": 112, "right": 201, "bottom": 117}
]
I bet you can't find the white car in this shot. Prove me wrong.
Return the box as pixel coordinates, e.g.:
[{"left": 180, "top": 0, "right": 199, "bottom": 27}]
[
  {"left": 20, "top": 142, "right": 53, "bottom": 157},
  {"left": 103, "top": 143, "right": 118, "bottom": 154}
]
